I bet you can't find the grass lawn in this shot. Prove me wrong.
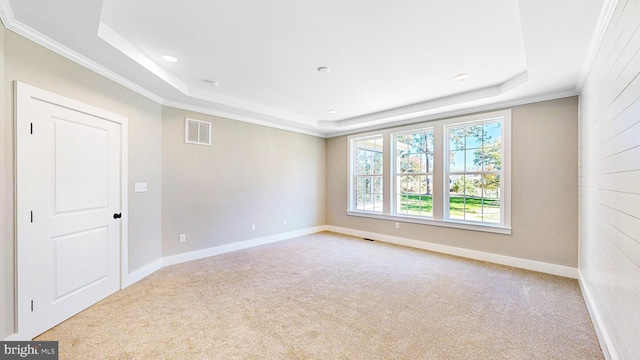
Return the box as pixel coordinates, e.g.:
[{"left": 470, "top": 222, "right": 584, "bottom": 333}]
[{"left": 398, "top": 194, "right": 500, "bottom": 222}]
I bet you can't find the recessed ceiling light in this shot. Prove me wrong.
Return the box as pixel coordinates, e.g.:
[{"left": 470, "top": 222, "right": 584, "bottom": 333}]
[
  {"left": 203, "top": 79, "right": 219, "bottom": 87},
  {"left": 317, "top": 66, "right": 330, "bottom": 73},
  {"left": 162, "top": 55, "right": 178, "bottom": 63},
  {"left": 454, "top": 74, "right": 469, "bottom": 82},
  {"left": 327, "top": 109, "right": 336, "bottom": 114}
]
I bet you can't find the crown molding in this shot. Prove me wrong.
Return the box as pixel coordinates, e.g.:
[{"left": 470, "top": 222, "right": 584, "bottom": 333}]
[
  {"left": 319, "top": 71, "right": 529, "bottom": 130},
  {"left": 97, "top": 21, "right": 189, "bottom": 95},
  {"left": 0, "top": 2, "right": 165, "bottom": 104},
  {"left": 163, "top": 100, "right": 325, "bottom": 138},
  {"left": 575, "top": 0, "right": 619, "bottom": 91},
  {"left": 324, "top": 90, "right": 579, "bottom": 138}
]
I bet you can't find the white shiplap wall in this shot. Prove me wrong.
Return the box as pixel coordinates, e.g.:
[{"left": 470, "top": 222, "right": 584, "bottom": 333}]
[{"left": 579, "top": 0, "right": 640, "bottom": 359}]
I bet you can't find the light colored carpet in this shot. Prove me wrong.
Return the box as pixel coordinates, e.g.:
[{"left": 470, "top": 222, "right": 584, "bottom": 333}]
[{"left": 36, "top": 232, "right": 603, "bottom": 359}]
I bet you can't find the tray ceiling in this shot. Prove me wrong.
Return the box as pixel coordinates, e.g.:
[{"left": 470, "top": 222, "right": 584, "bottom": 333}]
[{"left": 1, "top": 0, "right": 606, "bottom": 136}]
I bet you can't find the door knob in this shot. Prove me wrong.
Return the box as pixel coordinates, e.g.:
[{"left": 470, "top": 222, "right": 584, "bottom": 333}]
[{"left": 113, "top": 213, "right": 122, "bottom": 219}]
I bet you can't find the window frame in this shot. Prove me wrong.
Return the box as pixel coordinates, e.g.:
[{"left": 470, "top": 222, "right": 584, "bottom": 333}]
[
  {"left": 349, "top": 134, "right": 385, "bottom": 213},
  {"left": 444, "top": 119, "right": 506, "bottom": 225},
  {"left": 347, "top": 110, "right": 511, "bottom": 234},
  {"left": 392, "top": 127, "right": 435, "bottom": 218}
]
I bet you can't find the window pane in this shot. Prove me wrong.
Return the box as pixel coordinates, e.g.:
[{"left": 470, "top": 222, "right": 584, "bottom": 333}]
[
  {"left": 373, "top": 152, "right": 383, "bottom": 174},
  {"left": 449, "top": 175, "right": 465, "bottom": 220},
  {"left": 465, "top": 125, "right": 483, "bottom": 149},
  {"left": 464, "top": 195, "right": 483, "bottom": 222},
  {"left": 482, "top": 174, "right": 500, "bottom": 199},
  {"left": 353, "top": 136, "right": 383, "bottom": 213},
  {"left": 372, "top": 177, "right": 382, "bottom": 193},
  {"left": 447, "top": 173, "right": 502, "bottom": 223},
  {"left": 465, "top": 149, "right": 482, "bottom": 172},
  {"left": 467, "top": 174, "right": 482, "bottom": 197},
  {"left": 482, "top": 198, "right": 501, "bottom": 223},
  {"left": 400, "top": 154, "right": 411, "bottom": 173},
  {"left": 424, "top": 174, "right": 433, "bottom": 196},
  {"left": 483, "top": 122, "right": 501, "bottom": 143},
  {"left": 396, "top": 135, "right": 410, "bottom": 153},
  {"left": 482, "top": 146, "right": 501, "bottom": 171},
  {"left": 407, "top": 154, "right": 421, "bottom": 173},
  {"left": 356, "top": 149, "right": 365, "bottom": 174},
  {"left": 374, "top": 138, "right": 383, "bottom": 150},
  {"left": 374, "top": 193, "right": 383, "bottom": 212},
  {"left": 396, "top": 175, "right": 433, "bottom": 217},
  {"left": 396, "top": 130, "right": 433, "bottom": 176},
  {"left": 449, "top": 175, "right": 465, "bottom": 196},
  {"left": 480, "top": 173, "right": 500, "bottom": 223},
  {"left": 449, "top": 128, "right": 465, "bottom": 150},
  {"left": 450, "top": 150, "right": 465, "bottom": 172},
  {"left": 418, "top": 175, "right": 433, "bottom": 217},
  {"left": 357, "top": 177, "right": 366, "bottom": 210}
]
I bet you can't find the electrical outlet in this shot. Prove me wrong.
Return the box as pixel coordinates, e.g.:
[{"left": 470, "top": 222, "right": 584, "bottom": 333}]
[
  {"left": 283, "top": 218, "right": 287, "bottom": 225},
  {"left": 395, "top": 222, "right": 400, "bottom": 229},
  {"left": 251, "top": 224, "right": 256, "bottom": 230},
  {"left": 179, "top": 234, "right": 186, "bottom": 243}
]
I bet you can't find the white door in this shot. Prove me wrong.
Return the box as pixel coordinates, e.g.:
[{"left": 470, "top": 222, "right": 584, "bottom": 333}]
[{"left": 16, "top": 82, "right": 127, "bottom": 339}]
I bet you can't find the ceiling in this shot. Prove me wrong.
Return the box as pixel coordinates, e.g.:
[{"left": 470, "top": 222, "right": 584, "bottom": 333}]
[{"left": 0, "top": 0, "right": 606, "bottom": 137}]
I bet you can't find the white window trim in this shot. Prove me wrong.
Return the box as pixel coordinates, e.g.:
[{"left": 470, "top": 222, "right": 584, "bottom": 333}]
[
  {"left": 347, "top": 109, "right": 511, "bottom": 235},
  {"left": 391, "top": 127, "right": 434, "bottom": 218},
  {"left": 348, "top": 134, "right": 384, "bottom": 212},
  {"left": 443, "top": 117, "right": 511, "bottom": 226}
]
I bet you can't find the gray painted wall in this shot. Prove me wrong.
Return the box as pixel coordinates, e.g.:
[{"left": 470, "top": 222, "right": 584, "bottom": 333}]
[
  {"left": 0, "top": 28, "right": 163, "bottom": 338},
  {"left": 327, "top": 97, "right": 579, "bottom": 267},
  {"left": 0, "top": 24, "right": 11, "bottom": 340},
  {"left": 161, "top": 106, "right": 326, "bottom": 256}
]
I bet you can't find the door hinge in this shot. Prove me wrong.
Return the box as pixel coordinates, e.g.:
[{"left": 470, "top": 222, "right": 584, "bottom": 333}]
[
  {"left": 31, "top": 300, "right": 34, "bottom": 312},
  {"left": 30, "top": 211, "right": 33, "bottom": 223},
  {"left": 30, "top": 123, "right": 33, "bottom": 134}
]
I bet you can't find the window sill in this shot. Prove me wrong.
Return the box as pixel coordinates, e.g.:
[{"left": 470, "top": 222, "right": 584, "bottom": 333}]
[{"left": 346, "top": 210, "right": 512, "bottom": 235}]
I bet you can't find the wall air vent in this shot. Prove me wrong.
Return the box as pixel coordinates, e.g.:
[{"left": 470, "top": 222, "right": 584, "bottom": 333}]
[{"left": 185, "top": 118, "right": 211, "bottom": 145}]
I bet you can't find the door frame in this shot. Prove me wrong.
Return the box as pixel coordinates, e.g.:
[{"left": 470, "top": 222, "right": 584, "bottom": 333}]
[{"left": 15, "top": 81, "right": 129, "bottom": 339}]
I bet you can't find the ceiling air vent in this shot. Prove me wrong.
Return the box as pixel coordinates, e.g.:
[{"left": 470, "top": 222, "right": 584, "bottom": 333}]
[{"left": 185, "top": 118, "right": 211, "bottom": 145}]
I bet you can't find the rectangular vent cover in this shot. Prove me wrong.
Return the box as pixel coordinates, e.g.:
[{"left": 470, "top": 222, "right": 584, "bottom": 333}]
[{"left": 185, "top": 118, "right": 211, "bottom": 145}]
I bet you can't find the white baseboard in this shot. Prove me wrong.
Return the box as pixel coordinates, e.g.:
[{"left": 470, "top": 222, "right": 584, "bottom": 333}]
[
  {"left": 4, "top": 333, "right": 26, "bottom": 341},
  {"left": 3, "top": 226, "right": 327, "bottom": 341},
  {"left": 578, "top": 270, "right": 615, "bottom": 360},
  {"left": 326, "top": 226, "right": 579, "bottom": 279},
  {"left": 121, "top": 226, "right": 327, "bottom": 289},
  {"left": 6, "top": 225, "right": 584, "bottom": 342},
  {"left": 123, "top": 259, "right": 163, "bottom": 288},
  {"left": 162, "top": 226, "right": 327, "bottom": 267}
]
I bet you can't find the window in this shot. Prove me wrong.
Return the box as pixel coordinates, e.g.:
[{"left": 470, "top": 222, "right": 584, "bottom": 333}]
[
  {"left": 394, "top": 129, "right": 434, "bottom": 217},
  {"left": 348, "top": 110, "right": 511, "bottom": 234},
  {"left": 351, "top": 135, "right": 384, "bottom": 212},
  {"left": 446, "top": 121, "right": 502, "bottom": 224}
]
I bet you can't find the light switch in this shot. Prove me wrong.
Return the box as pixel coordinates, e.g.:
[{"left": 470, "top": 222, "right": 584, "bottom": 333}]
[{"left": 134, "top": 182, "right": 147, "bottom": 192}]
